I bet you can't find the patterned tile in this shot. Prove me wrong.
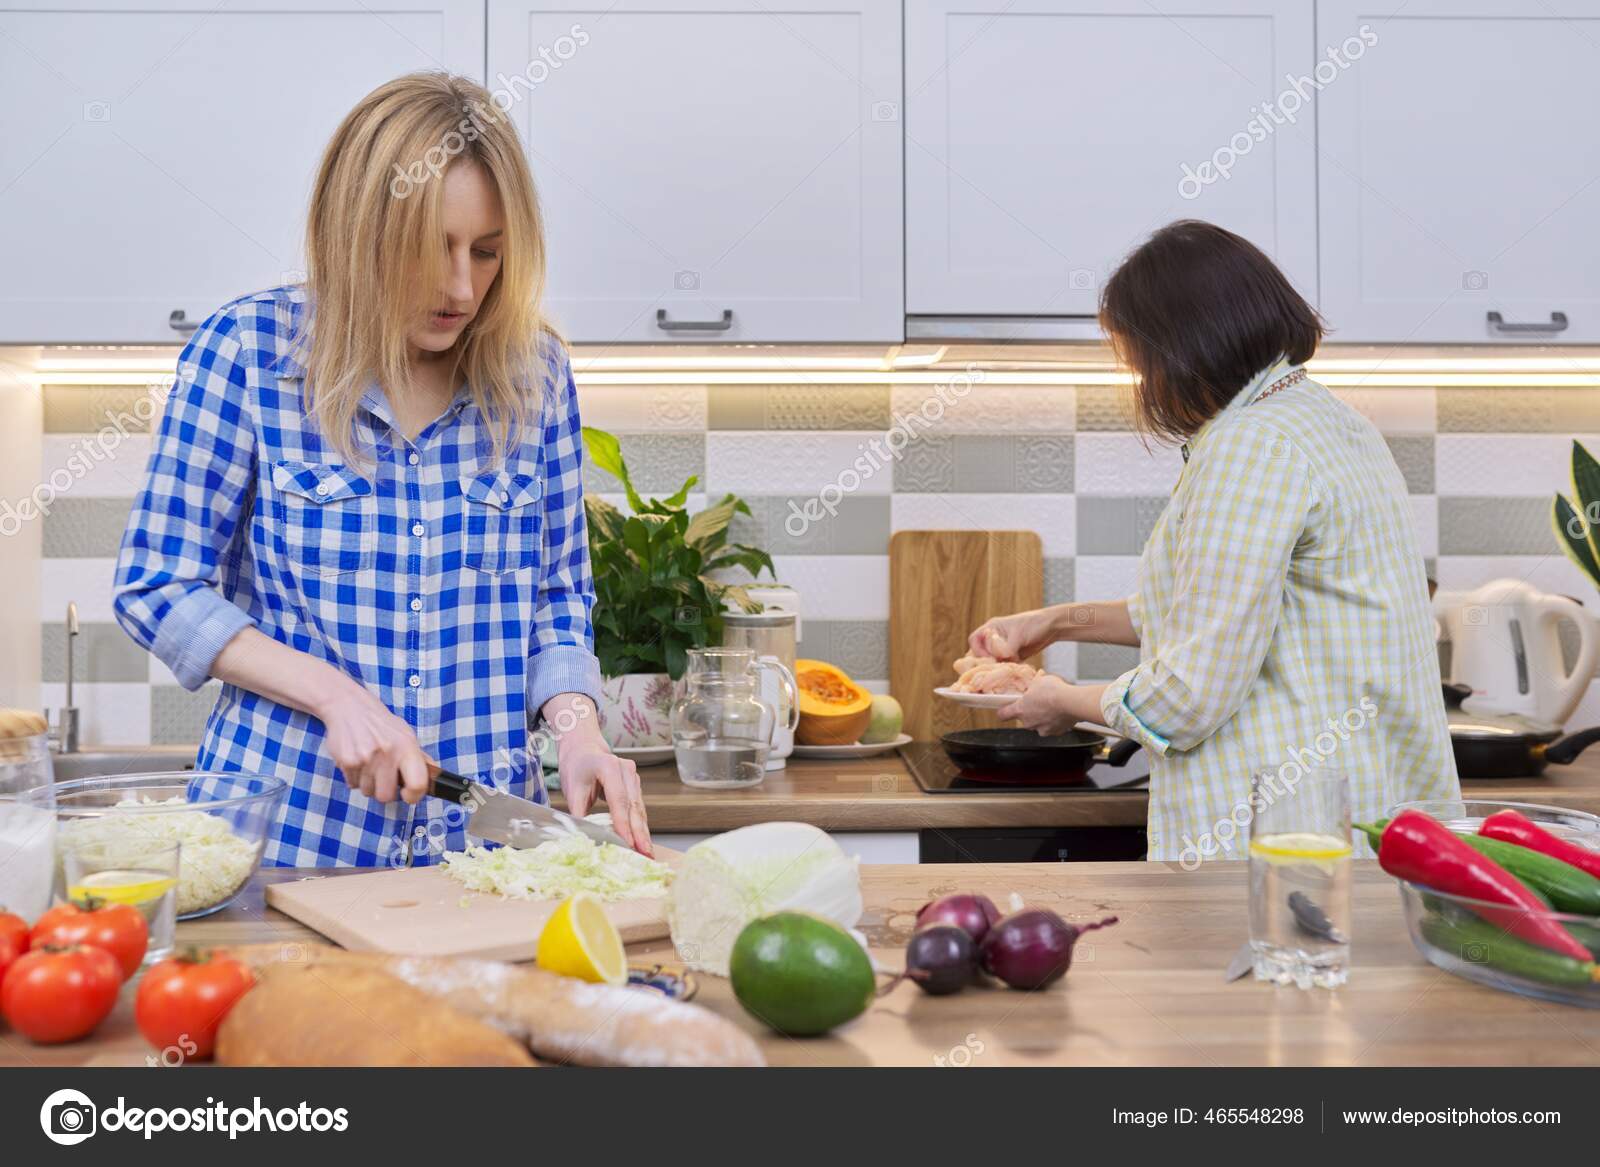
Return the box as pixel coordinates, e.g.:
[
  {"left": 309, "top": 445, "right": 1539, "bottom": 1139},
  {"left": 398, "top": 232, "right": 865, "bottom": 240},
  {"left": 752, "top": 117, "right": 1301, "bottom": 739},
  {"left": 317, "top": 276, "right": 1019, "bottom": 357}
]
[
  {"left": 150, "top": 683, "right": 219, "bottom": 745},
  {"left": 1439, "top": 497, "right": 1556, "bottom": 555},
  {"left": 1384, "top": 435, "right": 1435, "bottom": 494},
  {"left": 42, "top": 385, "right": 167, "bottom": 434},
  {"left": 769, "top": 555, "right": 889, "bottom": 620},
  {"left": 574, "top": 384, "right": 706, "bottom": 432},
  {"left": 1074, "top": 556, "right": 1142, "bottom": 601},
  {"left": 797, "top": 620, "right": 889, "bottom": 680},
  {"left": 889, "top": 384, "right": 1075, "bottom": 433},
  {"left": 40, "top": 559, "right": 118, "bottom": 621},
  {"left": 1328, "top": 387, "right": 1436, "bottom": 434},
  {"left": 1043, "top": 557, "right": 1075, "bottom": 605},
  {"left": 730, "top": 495, "right": 889, "bottom": 555},
  {"left": 1435, "top": 434, "right": 1600, "bottom": 497},
  {"left": 1075, "top": 432, "right": 1183, "bottom": 495},
  {"left": 40, "top": 682, "right": 150, "bottom": 748},
  {"left": 41, "top": 434, "right": 153, "bottom": 498},
  {"left": 1434, "top": 554, "right": 1594, "bottom": 599},
  {"left": 582, "top": 433, "right": 704, "bottom": 496},
  {"left": 705, "top": 433, "right": 895, "bottom": 495},
  {"left": 893, "top": 434, "right": 955, "bottom": 492},
  {"left": 1073, "top": 385, "right": 1136, "bottom": 431},
  {"left": 1078, "top": 643, "right": 1139, "bottom": 681},
  {"left": 1437, "top": 388, "right": 1600, "bottom": 433},
  {"left": 708, "top": 385, "right": 890, "bottom": 430},
  {"left": 42, "top": 621, "right": 148, "bottom": 683},
  {"left": 42, "top": 498, "right": 132, "bottom": 558},
  {"left": 1076, "top": 497, "right": 1169, "bottom": 556},
  {"left": 1411, "top": 496, "right": 1439, "bottom": 559}
]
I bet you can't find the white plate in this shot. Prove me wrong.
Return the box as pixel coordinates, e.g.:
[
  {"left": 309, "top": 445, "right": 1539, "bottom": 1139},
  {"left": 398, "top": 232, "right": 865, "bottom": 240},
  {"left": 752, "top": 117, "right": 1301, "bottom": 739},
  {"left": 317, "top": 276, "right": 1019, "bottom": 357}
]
[
  {"left": 611, "top": 744, "right": 676, "bottom": 766},
  {"left": 791, "top": 733, "right": 914, "bottom": 759},
  {"left": 934, "top": 686, "right": 1021, "bottom": 709}
]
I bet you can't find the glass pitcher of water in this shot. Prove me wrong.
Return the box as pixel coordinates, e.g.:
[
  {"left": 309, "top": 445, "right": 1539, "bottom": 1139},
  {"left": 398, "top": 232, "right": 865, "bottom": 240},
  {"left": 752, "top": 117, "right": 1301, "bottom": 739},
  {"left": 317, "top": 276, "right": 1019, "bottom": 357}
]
[{"left": 671, "top": 648, "right": 795, "bottom": 788}]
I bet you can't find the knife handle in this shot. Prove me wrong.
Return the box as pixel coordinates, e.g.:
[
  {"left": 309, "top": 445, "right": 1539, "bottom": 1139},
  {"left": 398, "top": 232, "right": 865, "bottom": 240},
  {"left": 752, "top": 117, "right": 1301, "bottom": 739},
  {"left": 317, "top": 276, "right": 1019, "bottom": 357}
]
[{"left": 425, "top": 765, "right": 476, "bottom": 804}]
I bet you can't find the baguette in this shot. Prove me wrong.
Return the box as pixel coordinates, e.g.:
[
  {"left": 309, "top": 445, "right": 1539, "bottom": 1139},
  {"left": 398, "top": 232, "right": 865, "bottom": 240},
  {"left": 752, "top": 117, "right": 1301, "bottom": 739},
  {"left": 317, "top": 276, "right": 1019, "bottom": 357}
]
[
  {"left": 215, "top": 961, "right": 536, "bottom": 1067},
  {"left": 224, "top": 943, "right": 765, "bottom": 1067}
]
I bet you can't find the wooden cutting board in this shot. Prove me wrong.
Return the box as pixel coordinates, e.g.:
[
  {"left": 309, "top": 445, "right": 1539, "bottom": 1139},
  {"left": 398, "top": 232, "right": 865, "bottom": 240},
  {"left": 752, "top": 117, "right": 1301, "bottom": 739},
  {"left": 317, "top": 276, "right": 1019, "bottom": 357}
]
[
  {"left": 265, "top": 851, "right": 681, "bottom": 962},
  {"left": 889, "top": 530, "right": 1044, "bottom": 740}
]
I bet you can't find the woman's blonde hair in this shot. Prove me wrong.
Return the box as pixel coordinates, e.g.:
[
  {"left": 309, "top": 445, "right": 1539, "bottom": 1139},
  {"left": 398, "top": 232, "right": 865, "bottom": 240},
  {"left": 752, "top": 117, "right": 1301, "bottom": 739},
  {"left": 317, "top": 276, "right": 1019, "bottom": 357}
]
[{"left": 300, "top": 71, "right": 554, "bottom": 465}]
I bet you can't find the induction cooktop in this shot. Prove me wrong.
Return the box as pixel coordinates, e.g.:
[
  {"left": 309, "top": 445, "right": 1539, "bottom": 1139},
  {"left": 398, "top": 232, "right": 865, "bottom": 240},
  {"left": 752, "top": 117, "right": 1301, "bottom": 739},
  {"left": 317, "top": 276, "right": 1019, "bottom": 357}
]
[{"left": 900, "top": 740, "right": 1150, "bottom": 795}]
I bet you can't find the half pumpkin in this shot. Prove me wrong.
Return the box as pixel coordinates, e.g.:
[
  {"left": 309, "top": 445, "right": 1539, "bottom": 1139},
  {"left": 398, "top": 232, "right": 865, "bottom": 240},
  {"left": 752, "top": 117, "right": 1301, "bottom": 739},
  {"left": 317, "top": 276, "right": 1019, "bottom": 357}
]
[{"left": 794, "top": 659, "right": 873, "bottom": 746}]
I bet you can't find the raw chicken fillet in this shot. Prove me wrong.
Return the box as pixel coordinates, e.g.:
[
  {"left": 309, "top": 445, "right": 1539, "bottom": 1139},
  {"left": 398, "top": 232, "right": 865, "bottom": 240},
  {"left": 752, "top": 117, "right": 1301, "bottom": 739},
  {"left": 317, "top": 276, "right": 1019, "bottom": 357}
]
[{"left": 950, "top": 656, "right": 1040, "bottom": 695}]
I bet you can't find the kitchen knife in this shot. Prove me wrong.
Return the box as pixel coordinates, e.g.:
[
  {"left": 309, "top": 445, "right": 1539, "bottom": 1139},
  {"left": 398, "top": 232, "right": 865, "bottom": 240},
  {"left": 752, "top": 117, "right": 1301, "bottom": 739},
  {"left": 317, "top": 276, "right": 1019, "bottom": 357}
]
[{"left": 425, "top": 763, "right": 629, "bottom": 850}]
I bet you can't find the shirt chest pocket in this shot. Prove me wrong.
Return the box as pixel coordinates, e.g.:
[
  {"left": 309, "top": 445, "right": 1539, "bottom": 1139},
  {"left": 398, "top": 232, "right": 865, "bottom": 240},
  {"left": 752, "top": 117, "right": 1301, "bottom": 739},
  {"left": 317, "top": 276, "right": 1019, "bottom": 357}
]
[
  {"left": 271, "top": 461, "right": 376, "bottom": 577},
  {"left": 460, "top": 469, "right": 542, "bottom": 575}
]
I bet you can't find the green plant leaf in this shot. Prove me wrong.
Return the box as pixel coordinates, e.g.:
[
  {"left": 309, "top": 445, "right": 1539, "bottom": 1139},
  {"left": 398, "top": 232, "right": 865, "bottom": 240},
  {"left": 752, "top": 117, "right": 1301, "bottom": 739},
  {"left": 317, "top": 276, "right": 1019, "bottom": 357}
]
[
  {"left": 1555, "top": 493, "right": 1600, "bottom": 587},
  {"left": 656, "top": 475, "right": 698, "bottom": 510},
  {"left": 684, "top": 494, "right": 743, "bottom": 550},
  {"left": 583, "top": 426, "right": 646, "bottom": 513},
  {"left": 1573, "top": 440, "right": 1600, "bottom": 570}
]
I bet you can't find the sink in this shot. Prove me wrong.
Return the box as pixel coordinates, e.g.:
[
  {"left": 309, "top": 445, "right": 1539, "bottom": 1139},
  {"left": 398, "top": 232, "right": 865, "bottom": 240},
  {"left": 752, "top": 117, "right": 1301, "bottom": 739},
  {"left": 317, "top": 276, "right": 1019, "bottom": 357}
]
[{"left": 48, "top": 746, "right": 199, "bottom": 782}]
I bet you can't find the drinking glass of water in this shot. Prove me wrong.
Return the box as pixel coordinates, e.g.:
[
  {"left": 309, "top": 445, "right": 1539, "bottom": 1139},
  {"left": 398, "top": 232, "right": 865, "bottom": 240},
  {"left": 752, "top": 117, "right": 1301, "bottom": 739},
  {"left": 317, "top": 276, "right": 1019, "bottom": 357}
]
[
  {"left": 60, "top": 838, "right": 181, "bottom": 965},
  {"left": 1248, "top": 767, "right": 1352, "bottom": 988}
]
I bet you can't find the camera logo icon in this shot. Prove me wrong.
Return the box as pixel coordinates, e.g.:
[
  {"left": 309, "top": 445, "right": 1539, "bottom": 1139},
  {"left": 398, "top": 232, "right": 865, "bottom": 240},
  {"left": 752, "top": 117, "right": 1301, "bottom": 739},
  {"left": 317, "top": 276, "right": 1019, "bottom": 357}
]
[
  {"left": 41, "top": 1089, "right": 97, "bottom": 1145},
  {"left": 871, "top": 100, "right": 899, "bottom": 122},
  {"left": 1463, "top": 606, "right": 1488, "bottom": 627},
  {"left": 673, "top": 269, "right": 700, "bottom": 291},
  {"left": 83, "top": 101, "right": 111, "bottom": 123},
  {"left": 1462, "top": 270, "right": 1489, "bottom": 291},
  {"left": 1068, "top": 268, "right": 1096, "bottom": 291}
]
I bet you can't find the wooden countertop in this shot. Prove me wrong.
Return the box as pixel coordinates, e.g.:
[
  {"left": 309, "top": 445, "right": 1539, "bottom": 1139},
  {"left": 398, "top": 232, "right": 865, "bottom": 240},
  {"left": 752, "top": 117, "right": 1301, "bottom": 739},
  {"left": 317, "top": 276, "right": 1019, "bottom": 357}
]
[
  {"left": 552, "top": 750, "right": 1600, "bottom": 832},
  {"left": 19, "top": 858, "right": 1600, "bottom": 1068}
]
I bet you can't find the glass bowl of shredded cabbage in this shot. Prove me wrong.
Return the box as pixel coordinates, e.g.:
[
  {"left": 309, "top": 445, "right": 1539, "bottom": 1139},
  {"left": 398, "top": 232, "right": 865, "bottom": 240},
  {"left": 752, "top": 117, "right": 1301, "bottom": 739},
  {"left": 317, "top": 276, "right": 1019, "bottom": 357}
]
[{"left": 53, "top": 772, "right": 287, "bottom": 918}]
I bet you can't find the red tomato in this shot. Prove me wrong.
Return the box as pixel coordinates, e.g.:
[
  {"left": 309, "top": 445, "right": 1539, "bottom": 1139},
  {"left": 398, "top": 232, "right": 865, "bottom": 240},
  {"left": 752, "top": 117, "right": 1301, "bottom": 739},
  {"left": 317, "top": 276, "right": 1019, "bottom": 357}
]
[
  {"left": 0, "top": 934, "right": 19, "bottom": 984},
  {"left": 31, "top": 899, "right": 147, "bottom": 981},
  {"left": 135, "top": 951, "right": 254, "bottom": 1061},
  {"left": 0, "top": 910, "right": 27, "bottom": 956},
  {"left": 1, "top": 945, "right": 121, "bottom": 1043}
]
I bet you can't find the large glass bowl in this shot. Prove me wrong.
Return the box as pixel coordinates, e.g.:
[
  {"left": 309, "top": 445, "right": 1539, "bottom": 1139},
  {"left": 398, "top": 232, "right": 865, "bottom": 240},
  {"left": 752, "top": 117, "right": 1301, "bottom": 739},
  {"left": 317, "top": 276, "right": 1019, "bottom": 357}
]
[
  {"left": 52, "top": 772, "right": 286, "bottom": 919},
  {"left": 1388, "top": 799, "right": 1600, "bottom": 1007}
]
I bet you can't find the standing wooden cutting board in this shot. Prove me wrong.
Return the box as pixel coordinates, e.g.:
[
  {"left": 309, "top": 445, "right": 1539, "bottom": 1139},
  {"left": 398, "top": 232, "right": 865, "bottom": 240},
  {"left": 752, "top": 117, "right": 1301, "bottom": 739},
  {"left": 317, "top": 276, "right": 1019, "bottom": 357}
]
[
  {"left": 889, "top": 530, "right": 1044, "bottom": 740},
  {"left": 265, "top": 852, "right": 681, "bottom": 962}
]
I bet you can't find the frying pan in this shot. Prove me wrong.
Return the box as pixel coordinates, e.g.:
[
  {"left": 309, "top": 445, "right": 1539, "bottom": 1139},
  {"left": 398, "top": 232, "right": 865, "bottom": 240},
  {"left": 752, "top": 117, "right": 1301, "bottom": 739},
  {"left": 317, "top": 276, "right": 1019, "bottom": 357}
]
[
  {"left": 940, "top": 727, "right": 1142, "bottom": 781},
  {"left": 1444, "top": 682, "right": 1600, "bottom": 778}
]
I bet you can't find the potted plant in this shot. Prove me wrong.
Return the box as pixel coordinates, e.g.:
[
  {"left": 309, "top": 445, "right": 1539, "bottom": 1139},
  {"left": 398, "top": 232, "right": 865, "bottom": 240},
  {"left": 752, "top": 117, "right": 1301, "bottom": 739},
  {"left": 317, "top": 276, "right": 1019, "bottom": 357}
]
[{"left": 582, "top": 427, "right": 775, "bottom": 747}]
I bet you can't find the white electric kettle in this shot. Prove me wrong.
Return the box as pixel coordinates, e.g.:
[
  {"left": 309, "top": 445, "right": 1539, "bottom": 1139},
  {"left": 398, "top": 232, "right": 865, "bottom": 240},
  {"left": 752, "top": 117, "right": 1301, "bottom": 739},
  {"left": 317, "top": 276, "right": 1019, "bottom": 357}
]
[{"left": 1435, "top": 578, "right": 1600, "bottom": 725}]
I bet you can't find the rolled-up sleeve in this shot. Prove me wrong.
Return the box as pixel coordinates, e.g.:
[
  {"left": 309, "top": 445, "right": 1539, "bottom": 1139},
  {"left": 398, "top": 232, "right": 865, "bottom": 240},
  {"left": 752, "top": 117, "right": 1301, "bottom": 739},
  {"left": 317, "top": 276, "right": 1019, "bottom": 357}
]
[
  {"left": 113, "top": 310, "right": 257, "bottom": 691},
  {"left": 528, "top": 355, "right": 603, "bottom": 714},
  {"left": 1099, "top": 418, "right": 1314, "bottom": 755}
]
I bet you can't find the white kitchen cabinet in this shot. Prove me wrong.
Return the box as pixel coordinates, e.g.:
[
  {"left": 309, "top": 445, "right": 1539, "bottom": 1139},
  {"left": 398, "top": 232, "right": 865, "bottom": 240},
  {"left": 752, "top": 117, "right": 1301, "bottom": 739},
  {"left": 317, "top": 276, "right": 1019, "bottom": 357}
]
[
  {"left": 1318, "top": 0, "right": 1600, "bottom": 343},
  {"left": 905, "top": 0, "right": 1317, "bottom": 322},
  {"left": 492, "top": 0, "right": 902, "bottom": 343},
  {"left": 0, "top": 0, "right": 483, "bottom": 344}
]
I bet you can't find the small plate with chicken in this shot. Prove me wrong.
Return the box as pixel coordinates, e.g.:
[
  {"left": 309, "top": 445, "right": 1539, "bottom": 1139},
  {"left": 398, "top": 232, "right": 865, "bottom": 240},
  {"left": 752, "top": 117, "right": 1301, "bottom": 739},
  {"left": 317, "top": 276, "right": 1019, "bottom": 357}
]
[{"left": 935, "top": 653, "right": 1044, "bottom": 708}]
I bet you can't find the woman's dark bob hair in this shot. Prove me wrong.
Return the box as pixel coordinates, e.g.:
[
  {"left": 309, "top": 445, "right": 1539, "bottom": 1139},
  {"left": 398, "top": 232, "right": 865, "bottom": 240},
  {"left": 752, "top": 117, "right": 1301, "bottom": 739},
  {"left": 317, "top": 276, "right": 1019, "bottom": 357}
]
[{"left": 1099, "top": 220, "right": 1323, "bottom": 441}]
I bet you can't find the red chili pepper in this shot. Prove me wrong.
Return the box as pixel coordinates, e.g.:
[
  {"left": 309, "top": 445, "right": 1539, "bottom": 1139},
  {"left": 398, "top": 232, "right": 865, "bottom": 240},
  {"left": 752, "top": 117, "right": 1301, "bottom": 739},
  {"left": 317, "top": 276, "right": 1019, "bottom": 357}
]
[
  {"left": 1480, "top": 809, "right": 1600, "bottom": 881},
  {"left": 1379, "top": 810, "right": 1591, "bottom": 960}
]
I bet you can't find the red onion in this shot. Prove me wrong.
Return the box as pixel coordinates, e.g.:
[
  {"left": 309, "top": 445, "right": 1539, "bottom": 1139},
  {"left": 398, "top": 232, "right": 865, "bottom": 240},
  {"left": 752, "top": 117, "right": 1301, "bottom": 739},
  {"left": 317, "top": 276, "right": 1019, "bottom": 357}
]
[
  {"left": 980, "top": 909, "right": 1118, "bottom": 990},
  {"left": 915, "top": 893, "right": 1001, "bottom": 944},
  {"left": 904, "top": 925, "right": 978, "bottom": 996}
]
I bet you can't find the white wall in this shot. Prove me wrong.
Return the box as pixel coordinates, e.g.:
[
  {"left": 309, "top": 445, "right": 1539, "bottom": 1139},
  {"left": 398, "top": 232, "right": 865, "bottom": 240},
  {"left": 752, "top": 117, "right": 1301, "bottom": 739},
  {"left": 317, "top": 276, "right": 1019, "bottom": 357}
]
[{"left": 0, "top": 346, "right": 42, "bottom": 711}]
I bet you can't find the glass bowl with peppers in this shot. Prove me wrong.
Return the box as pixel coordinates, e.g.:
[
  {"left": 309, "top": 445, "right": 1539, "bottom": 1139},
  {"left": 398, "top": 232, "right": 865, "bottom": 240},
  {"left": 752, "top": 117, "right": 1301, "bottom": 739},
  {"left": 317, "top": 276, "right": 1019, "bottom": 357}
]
[{"left": 1375, "top": 799, "right": 1600, "bottom": 1007}]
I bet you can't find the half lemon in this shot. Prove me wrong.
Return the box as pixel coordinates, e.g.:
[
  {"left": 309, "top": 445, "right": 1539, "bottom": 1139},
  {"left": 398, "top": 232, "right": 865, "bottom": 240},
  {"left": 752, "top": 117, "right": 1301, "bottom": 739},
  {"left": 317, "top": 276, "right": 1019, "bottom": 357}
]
[
  {"left": 68, "top": 869, "right": 178, "bottom": 907},
  {"left": 536, "top": 893, "right": 627, "bottom": 985}
]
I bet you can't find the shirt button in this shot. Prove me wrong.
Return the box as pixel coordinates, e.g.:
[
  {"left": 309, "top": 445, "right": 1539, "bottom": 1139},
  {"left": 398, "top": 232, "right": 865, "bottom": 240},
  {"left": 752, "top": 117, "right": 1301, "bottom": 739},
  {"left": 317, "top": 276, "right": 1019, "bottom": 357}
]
[
  {"left": 410, "top": 597, "right": 423, "bottom": 612},
  {"left": 412, "top": 522, "right": 425, "bottom": 537},
  {"left": 408, "top": 674, "right": 421, "bottom": 688},
  {"left": 408, "top": 452, "right": 420, "bottom": 466},
  {"left": 500, "top": 491, "right": 510, "bottom": 503},
  {"left": 315, "top": 483, "right": 329, "bottom": 496}
]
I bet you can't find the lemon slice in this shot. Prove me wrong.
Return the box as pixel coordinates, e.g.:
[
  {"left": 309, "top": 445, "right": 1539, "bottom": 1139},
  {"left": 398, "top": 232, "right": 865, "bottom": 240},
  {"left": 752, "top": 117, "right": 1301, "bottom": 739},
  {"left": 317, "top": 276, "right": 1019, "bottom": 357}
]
[
  {"left": 1249, "top": 832, "right": 1353, "bottom": 865},
  {"left": 536, "top": 893, "right": 627, "bottom": 985},
  {"left": 69, "top": 869, "right": 178, "bottom": 907}
]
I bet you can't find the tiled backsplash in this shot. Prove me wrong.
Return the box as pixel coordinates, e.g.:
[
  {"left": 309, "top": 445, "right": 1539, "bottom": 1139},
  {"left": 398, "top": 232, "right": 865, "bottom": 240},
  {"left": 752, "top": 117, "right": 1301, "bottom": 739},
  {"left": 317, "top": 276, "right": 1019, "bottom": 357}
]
[{"left": 38, "top": 379, "right": 1600, "bottom": 747}]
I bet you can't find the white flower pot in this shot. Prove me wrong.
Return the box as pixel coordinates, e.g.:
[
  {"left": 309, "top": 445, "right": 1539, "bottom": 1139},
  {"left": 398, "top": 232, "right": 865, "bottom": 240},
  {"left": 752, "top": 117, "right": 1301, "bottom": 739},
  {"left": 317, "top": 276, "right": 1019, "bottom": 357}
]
[{"left": 597, "top": 673, "right": 676, "bottom": 748}]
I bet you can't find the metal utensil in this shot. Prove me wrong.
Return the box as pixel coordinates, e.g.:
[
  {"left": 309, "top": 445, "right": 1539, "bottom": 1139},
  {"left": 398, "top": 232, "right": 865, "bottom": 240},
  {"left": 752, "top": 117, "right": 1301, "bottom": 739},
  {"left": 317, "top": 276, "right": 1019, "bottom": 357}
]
[{"left": 425, "top": 764, "right": 628, "bottom": 850}]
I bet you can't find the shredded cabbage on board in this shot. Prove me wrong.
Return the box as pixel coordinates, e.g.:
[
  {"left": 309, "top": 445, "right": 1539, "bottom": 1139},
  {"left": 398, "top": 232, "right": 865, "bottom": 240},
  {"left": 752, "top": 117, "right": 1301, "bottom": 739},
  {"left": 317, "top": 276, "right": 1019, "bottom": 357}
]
[
  {"left": 56, "top": 797, "right": 258, "bottom": 916},
  {"left": 440, "top": 834, "right": 671, "bottom": 902}
]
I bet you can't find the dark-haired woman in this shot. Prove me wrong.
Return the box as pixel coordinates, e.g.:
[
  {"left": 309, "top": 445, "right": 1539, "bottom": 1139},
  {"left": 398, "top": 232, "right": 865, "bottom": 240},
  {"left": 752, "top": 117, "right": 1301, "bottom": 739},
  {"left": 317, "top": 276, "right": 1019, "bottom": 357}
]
[{"left": 969, "top": 221, "right": 1458, "bottom": 864}]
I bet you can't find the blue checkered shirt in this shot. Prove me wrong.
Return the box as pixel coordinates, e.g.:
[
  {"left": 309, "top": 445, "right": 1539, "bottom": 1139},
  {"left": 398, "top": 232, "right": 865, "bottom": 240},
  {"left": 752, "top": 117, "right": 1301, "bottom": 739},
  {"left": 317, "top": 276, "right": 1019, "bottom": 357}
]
[{"left": 113, "top": 286, "right": 603, "bottom": 867}]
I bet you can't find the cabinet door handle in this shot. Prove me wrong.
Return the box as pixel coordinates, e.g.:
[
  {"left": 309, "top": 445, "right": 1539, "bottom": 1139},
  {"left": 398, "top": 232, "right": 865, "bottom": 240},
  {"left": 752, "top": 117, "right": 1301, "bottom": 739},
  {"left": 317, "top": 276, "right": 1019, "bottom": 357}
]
[
  {"left": 1487, "top": 310, "right": 1569, "bottom": 334},
  {"left": 655, "top": 308, "right": 733, "bottom": 332},
  {"left": 168, "top": 309, "right": 200, "bottom": 334}
]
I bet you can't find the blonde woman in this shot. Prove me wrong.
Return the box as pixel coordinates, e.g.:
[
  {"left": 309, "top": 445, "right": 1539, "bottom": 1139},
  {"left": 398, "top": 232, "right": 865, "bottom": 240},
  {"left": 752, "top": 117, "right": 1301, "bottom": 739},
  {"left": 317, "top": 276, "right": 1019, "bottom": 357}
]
[{"left": 113, "top": 73, "right": 651, "bottom": 866}]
